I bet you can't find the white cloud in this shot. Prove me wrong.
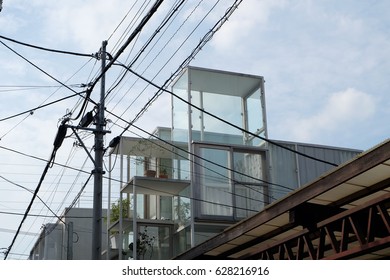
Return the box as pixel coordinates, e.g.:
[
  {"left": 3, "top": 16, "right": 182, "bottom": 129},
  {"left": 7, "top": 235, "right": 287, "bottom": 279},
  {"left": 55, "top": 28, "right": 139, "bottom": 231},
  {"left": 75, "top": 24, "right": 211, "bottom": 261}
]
[
  {"left": 210, "top": 0, "right": 286, "bottom": 53},
  {"left": 288, "top": 88, "right": 376, "bottom": 143},
  {"left": 41, "top": 1, "right": 127, "bottom": 52}
]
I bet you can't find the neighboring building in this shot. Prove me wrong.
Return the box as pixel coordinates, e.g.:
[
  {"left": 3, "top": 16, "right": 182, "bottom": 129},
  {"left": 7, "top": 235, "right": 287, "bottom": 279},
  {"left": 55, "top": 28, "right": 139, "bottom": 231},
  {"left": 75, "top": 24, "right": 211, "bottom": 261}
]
[
  {"left": 105, "top": 66, "right": 361, "bottom": 260},
  {"left": 29, "top": 208, "right": 107, "bottom": 260}
]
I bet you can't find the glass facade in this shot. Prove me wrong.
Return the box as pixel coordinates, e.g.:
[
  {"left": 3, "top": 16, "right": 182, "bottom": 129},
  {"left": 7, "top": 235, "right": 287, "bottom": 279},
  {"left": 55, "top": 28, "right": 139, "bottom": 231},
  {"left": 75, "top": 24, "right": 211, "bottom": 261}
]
[
  {"left": 172, "top": 66, "right": 267, "bottom": 147},
  {"left": 171, "top": 66, "right": 269, "bottom": 248},
  {"left": 193, "top": 143, "right": 267, "bottom": 221},
  {"left": 109, "top": 67, "right": 269, "bottom": 259}
]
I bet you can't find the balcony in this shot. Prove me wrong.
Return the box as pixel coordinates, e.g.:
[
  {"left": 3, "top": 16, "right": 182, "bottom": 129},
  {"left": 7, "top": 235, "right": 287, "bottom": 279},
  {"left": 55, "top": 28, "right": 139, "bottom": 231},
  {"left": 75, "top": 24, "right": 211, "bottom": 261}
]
[{"left": 106, "top": 136, "right": 191, "bottom": 260}]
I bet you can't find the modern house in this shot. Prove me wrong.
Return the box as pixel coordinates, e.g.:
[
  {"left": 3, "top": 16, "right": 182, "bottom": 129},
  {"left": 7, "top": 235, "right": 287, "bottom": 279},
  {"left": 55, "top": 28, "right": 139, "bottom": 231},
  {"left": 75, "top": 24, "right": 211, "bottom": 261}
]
[{"left": 104, "top": 66, "right": 361, "bottom": 260}]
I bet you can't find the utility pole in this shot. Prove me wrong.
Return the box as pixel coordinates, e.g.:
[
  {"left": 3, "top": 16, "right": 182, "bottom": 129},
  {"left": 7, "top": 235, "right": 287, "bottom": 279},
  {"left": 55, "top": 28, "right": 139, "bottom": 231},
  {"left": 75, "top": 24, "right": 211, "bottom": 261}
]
[
  {"left": 92, "top": 40, "right": 107, "bottom": 260},
  {"left": 67, "top": 222, "right": 73, "bottom": 260}
]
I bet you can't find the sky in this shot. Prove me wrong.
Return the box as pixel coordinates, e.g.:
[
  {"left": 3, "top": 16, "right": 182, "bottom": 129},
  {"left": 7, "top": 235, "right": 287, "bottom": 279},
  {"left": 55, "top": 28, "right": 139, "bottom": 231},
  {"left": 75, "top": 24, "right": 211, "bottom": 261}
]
[{"left": 0, "top": 0, "right": 389, "bottom": 259}]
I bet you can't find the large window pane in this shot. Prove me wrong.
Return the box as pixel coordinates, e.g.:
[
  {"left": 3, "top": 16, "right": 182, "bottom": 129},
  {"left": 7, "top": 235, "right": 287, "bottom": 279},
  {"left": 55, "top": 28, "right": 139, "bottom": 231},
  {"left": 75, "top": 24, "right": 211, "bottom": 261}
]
[
  {"left": 198, "top": 148, "right": 232, "bottom": 217},
  {"left": 233, "top": 151, "right": 265, "bottom": 183},
  {"left": 135, "top": 225, "right": 172, "bottom": 260},
  {"left": 235, "top": 184, "right": 265, "bottom": 218},
  {"left": 203, "top": 92, "right": 243, "bottom": 143},
  {"left": 172, "top": 88, "right": 188, "bottom": 143}
]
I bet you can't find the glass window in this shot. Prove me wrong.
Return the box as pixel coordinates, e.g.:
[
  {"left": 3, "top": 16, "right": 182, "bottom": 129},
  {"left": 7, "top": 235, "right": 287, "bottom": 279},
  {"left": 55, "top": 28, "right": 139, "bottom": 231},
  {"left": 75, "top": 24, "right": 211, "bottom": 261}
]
[
  {"left": 203, "top": 92, "right": 243, "bottom": 144},
  {"left": 160, "top": 196, "right": 172, "bottom": 220},
  {"left": 190, "top": 90, "right": 202, "bottom": 142},
  {"left": 233, "top": 151, "right": 265, "bottom": 183},
  {"left": 235, "top": 184, "right": 265, "bottom": 219},
  {"left": 233, "top": 150, "right": 266, "bottom": 218},
  {"left": 172, "top": 88, "right": 189, "bottom": 143},
  {"left": 134, "top": 225, "right": 172, "bottom": 260},
  {"left": 245, "top": 89, "right": 266, "bottom": 146},
  {"left": 198, "top": 147, "right": 232, "bottom": 217}
]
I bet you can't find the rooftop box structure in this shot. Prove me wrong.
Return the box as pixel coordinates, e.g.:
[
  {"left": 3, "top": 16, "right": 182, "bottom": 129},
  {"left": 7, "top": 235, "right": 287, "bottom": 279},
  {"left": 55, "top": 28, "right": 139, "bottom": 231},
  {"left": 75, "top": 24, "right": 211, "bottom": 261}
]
[{"left": 171, "top": 66, "right": 267, "bottom": 146}]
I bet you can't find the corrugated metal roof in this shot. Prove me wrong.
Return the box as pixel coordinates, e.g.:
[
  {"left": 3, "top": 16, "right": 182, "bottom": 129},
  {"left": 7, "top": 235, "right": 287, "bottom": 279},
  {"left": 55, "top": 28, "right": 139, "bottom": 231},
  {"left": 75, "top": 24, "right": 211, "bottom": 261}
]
[{"left": 175, "top": 139, "right": 390, "bottom": 260}]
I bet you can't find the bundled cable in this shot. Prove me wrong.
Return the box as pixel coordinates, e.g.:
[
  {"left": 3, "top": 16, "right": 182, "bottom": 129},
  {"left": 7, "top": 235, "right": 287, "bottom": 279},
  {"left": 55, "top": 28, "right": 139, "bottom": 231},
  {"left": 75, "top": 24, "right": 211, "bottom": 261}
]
[{"left": 3, "top": 119, "right": 69, "bottom": 260}]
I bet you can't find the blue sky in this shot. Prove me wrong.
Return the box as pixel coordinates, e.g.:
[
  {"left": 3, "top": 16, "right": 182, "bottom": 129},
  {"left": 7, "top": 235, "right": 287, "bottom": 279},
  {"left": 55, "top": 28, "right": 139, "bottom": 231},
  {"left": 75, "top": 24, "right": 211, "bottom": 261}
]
[{"left": 0, "top": 0, "right": 389, "bottom": 259}]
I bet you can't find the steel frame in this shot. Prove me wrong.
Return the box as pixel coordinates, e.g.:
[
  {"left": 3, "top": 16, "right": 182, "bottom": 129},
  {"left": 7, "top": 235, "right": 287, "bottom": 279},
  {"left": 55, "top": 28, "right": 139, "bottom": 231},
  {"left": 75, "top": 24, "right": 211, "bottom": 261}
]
[{"left": 244, "top": 192, "right": 390, "bottom": 260}]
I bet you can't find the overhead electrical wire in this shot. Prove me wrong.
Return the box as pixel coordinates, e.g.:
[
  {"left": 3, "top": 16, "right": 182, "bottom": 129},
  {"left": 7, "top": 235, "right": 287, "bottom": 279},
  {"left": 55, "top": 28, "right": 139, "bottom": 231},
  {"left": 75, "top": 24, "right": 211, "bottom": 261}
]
[
  {"left": 114, "top": 128, "right": 278, "bottom": 205},
  {"left": 18, "top": 172, "right": 94, "bottom": 259},
  {"left": 0, "top": 48, "right": 102, "bottom": 243},
  {"left": 0, "top": 40, "right": 89, "bottom": 99},
  {"left": 0, "top": 85, "right": 79, "bottom": 93},
  {"left": 0, "top": 92, "right": 83, "bottom": 123},
  {"left": 0, "top": 34, "right": 96, "bottom": 58},
  {"left": 0, "top": 2, "right": 168, "bottom": 253},
  {"left": 107, "top": 1, "right": 141, "bottom": 42},
  {"left": 0, "top": 175, "right": 65, "bottom": 223},
  {"left": 112, "top": 0, "right": 242, "bottom": 134},
  {"left": 3, "top": 119, "right": 69, "bottom": 260},
  {"left": 0, "top": 55, "right": 95, "bottom": 125},
  {"left": 0, "top": 210, "right": 93, "bottom": 219},
  {"left": 115, "top": 65, "right": 338, "bottom": 167},
  {"left": 104, "top": 0, "right": 187, "bottom": 107},
  {"left": 108, "top": 0, "right": 150, "bottom": 56},
  {"left": 85, "top": 0, "right": 165, "bottom": 98},
  {"left": 105, "top": 0, "right": 204, "bottom": 119}
]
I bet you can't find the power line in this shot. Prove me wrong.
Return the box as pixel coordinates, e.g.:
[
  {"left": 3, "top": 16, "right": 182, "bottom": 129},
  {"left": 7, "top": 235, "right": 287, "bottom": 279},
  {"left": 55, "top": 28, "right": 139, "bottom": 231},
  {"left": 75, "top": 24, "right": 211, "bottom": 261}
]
[
  {"left": 0, "top": 40, "right": 88, "bottom": 98},
  {"left": 119, "top": 66, "right": 338, "bottom": 167},
  {"left": 111, "top": 127, "right": 275, "bottom": 205},
  {"left": 112, "top": 0, "right": 243, "bottom": 133},
  {"left": 86, "top": 0, "right": 165, "bottom": 98},
  {"left": 107, "top": 1, "right": 140, "bottom": 42},
  {"left": 103, "top": 0, "right": 187, "bottom": 106},
  {"left": 105, "top": 0, "right": 207, "bottom": 120},
  {"left": 0, "top": 211, "right": 92, "bottom": 219},
  {"left": 108, "top": 0, "right": 150, "bottom": 56},
  {"left": 0, "top": 34, "right": 96, "bottom": 58},
  {"left": 104, "top": 109, "right": 294, "bottom": 208},
  {"left": 0, "top": 175, "right": 65, "bottom": 223},
  {"left": 0, "top": 91, "right": 83, "bottom": 123},
  {"left": 3, "top": 119, "right": 70, "bottom": 260}
]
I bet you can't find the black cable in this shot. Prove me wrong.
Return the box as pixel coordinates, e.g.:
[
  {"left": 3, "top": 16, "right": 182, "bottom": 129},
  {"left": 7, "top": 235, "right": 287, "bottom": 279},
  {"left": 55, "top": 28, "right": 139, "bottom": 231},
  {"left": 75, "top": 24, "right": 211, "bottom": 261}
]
[
  {"left": 103, "top": 0, "right": 186, "bottom": 104},
  {"left": 104, "top": 0, "right": 188, "bottom": 109},
  {"left": 0, "top": 175, "right": 65, "bottom": 223},
  {"left": 0, "top": 145, "right": 91, "bottom": 176},
  {"left": 108, "top": 0, "right": 148, "bottom": 56},
  {"left": 118, "top": 66, "right": 338, "bottom": 167},
  {"left": 25, "top": 172, "right": 94, "bottom": 252},
  {"left": 104, "top": 0, "right": 204, "bottom": 118},
  {"left": 105, "top": 108, "right": 294, "bottom": 199},
  {"left": 0, "top": 35, "right": 96, "bottom": 58},
  {"left": 0, "top": 211, "right": 93, "bottom": 219},
  {"left": 0, "top": 91, "right": 83, "bottom": 123},
  {"left": 3, "top": 119, "right": 71, "bottom": 259},
  {"left": 110, "top": 0, "right": 241, "bottom": 133},
  {"left": 107, "top": 1, "right": 140, "bottom": 42},
  {"left": 110, "top": 125, "right": 274, "bottom": 206},
  {"left": 86, "top": 0, "right": 165, "bottom": 96},
  {"left": 0, "top": 40, "right": 88, "bottom": 98},
  {"left": 0, "top": 85, "right": 80, "bottom": 93}
]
